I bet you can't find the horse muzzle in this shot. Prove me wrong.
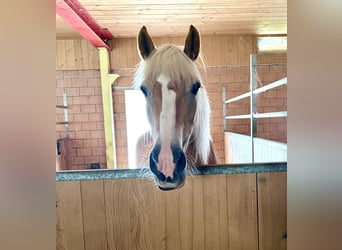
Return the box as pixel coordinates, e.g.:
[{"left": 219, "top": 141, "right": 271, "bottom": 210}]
[{"left": 149, "top": 144, "right": 186, "bottom": 191}]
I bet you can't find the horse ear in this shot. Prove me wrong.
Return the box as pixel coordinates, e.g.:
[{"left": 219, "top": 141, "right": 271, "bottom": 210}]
[
  {"left": 138, "top": 26, "right": 155, "bottom": 60},
  {"left": 184, "top": 25, "right": 200, "bottom": 61}
]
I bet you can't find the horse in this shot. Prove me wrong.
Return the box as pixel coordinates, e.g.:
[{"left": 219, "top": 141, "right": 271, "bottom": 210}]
[{"left": 133, "top": 25, "right": 219, "bottom": 191}]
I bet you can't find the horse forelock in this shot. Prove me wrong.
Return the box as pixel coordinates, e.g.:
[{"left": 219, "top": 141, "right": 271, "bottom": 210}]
[{"left": 133, "top": 44, "right": 211, "bottom": 165}]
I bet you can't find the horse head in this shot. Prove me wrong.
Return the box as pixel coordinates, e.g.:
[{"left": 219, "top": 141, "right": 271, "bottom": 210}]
[{"left": 135, "top": 25, "right": 213, "bottom": 190}]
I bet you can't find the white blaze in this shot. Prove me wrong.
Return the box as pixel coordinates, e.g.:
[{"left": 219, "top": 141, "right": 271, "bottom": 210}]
[{"left": 157, "top": 74, "right": 176, "bottom": 178}]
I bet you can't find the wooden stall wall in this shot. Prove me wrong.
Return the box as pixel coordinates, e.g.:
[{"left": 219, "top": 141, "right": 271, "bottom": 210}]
[
  {"left": 56, "top": 172, "right": 287, "bottom": 250},
  {"left": 56, "top": 40, "right": 100, "bottom": 70},
  {"left": 56, "top": 36, "right": 286, "bottom": 169},
  {"left": 109, "top": 35, "right": 257, "bottom": 69}
]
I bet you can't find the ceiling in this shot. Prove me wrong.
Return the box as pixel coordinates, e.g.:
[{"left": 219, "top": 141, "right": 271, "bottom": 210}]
[{"left": 56, "top": 0, "right": 287, "bottom": 39}]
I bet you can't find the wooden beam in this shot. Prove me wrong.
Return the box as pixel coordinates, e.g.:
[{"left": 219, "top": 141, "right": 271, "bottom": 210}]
[
  {"left": 63, "top": 0, "right": 112, "bottom": 40},
  {"left": 56, "top": 0, "right": 111, "bottom": 50},
  {"left": 98, "top": 48, "right": 119, "bottom": 169}
]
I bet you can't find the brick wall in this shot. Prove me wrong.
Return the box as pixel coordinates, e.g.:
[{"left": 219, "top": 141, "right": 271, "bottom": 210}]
[
  {"left": 255, "top": 64, "right": 287, "bottom": 143},
  {"left": 206, "top": 63, "right": 287, "bottom": 162},
  {"left": 56, "top": 70, "right": 107, "bottom": 170},
  {"left": 56, "top": 62, "right": 287, "bottom": 169},
  {"left": 204, "top": 66, "right": 251, "bottom": 162}
]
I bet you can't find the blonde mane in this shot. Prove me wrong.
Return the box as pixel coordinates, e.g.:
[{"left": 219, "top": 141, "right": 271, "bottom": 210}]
[{"left": 133, "top": 44, "right": 212, "bottom": 164}]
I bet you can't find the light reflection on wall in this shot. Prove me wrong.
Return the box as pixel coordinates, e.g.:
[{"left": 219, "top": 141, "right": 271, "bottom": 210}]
[{"left": 124, "top": 90, "right": 150, "bottom": 169}]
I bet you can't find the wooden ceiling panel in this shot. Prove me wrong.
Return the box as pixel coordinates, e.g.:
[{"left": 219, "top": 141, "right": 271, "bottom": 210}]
[{"left": 56, "top": 0, "right": 287, "bottom": 39}]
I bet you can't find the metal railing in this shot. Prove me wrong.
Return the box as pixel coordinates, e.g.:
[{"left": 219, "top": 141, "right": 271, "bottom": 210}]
[
  {"left": 223, "top": 54, "right": 287, "bottom": 162},
  {"left": 56, "top": 89, "right": 69, "bottom": 137}
]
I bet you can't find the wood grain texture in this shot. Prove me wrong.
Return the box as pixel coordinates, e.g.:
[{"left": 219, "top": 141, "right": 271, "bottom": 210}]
[
  {"left": 56, "top": 181, "right": 85, "bottom": 250},
  {"left": 104, "top": 179, "right": 132, "bottom": 250},
  {"left": 99, "top": 48, "right": 119, "bottom": 169},
  {"left": 191, "top": 176, "right": 205, "bottom": 250},
  {"left": 56, "top": 172, "right": 287, "bottom": 250},
  {"left": 56, "top": 34, "right": 257, "bottom": 70},
  {"left": 165, "top": 177, "right": 194, "bottom": 250},
  {"left": 56, "top": 39, "right": 100, "bottom": 70},
  {"left": 226, "top": 174, "right": 258, "bottom": 250},
  {"left": 257, "top": 172, "right": 287, "bottom": 250},
  {"left": 111, "top": 34, "right": 257, "bottom": 68},
  {"left": 80, "top": 180, "right": 107, "bottom": 250},
  {"left": 56, "top": 0, "right": 287, "bottom": 39},
  {"left": 202, "top": 174, "right": 229, "bottom": 250}
]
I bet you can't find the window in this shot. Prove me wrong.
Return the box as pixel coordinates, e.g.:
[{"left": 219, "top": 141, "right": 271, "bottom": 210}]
[{"left": 257, "top": 36, "right": 287, "bottom": 53}]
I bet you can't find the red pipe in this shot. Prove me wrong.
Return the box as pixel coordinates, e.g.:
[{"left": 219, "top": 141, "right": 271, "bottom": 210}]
[{"left": 56, "top": 0, "right": 112, "bottom": 50}]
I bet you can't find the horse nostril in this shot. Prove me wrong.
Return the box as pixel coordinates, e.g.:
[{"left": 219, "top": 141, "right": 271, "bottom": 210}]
[{"left": 171, "top": 146, "right": 186, "bottom": 172}]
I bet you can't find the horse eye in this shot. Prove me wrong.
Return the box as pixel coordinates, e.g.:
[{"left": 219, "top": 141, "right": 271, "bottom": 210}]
[
  {"left": 190, "top": 81, "right": 201, "bottom": 95},
  {"left": 140, "top": 85, "right": 149, "bottom": 97}
]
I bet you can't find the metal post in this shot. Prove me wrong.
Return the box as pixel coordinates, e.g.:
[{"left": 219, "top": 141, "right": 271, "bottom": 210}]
[
  {"left": 222, "top": 87, "right": 226, "bottom": 131},
  {"left": 63, "top": 89, "right": 69, "bottom": 137},
  {"left": 250, "top": 54, "right": 257, "bottom": 163}
]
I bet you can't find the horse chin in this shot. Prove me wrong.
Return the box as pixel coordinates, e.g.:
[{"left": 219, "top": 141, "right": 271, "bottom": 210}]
[{"left": 156, "top": 176, "right": 185, "bottom": 191}]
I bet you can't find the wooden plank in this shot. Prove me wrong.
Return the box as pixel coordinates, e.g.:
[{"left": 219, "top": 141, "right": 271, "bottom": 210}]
[
  {"left": 237, "top": 35, "right": 247, "bottom": 65},
  {"left": 120, "top": 39, "right": 129, "bottom": 68},
  {"left": 103, "top": 178, "right": 166, "bottom": 249},
  {"left": 129, "top": 178, "right": 166, "bottom": 250},
  {"left": 56, "top": 40, "right": 67, "bottom": 70},
  {"left": 56, "top": 34, "right": 258, "bottom": 70},
  {"left": 55, "top": 172, "right": 287, "bottom": 250},
  {"left": 56, "top": 42, "right": 60, "bottom": 71},
  {"left": 85, "top": 5, "right": 286, "bottom": 13},
  {"left": 80, "top": 40, "right": 90, "bottom": 69},
  {"left": 73, "top": 40, "right": 84, "bottom": 69},
  {"left": 257, "top": 172, "right": 287, "bottom": 250},
  {"left": 56, "top": 0, "right": 110, "bottom": 50},
  {"left": 202, "top": 174, "right": 229, "bottom": 250},
  {"left": 104, "top": 179, "right": 132, "bottom": 250},
  {"left": 226, "top": 173, "right": 258, "bottom": 250},
  {"left": 90, "top": 10, "right": 286, "bottom": 18},
  {"left": 177, "top": 177, "right": 196, "bottom": 250},
  {"left": 56, "top": 39, "right": 101, "bottom": 70},
  {"left": 143, "top": 179, "right": 167, "bottom": 250},
  {"left": 125, "top": 37, "right": 139, "bottom": 68},
  {"left": 64, "top": 40, "right": 76, "bottom": 70},
  {"left": 56, "top": 182, "right": 85, "bottom": 250},
  {"left": 164, "top": 187, "right": 182, "bottom": 250},
  {"left": 80, "top": 180, "right": 107, "bottom": 250},
  {"left": 111, "top": 38, "right": 123, "bottom": 69},
  {"left": 191, "top": 175, "right": 205, "bottom": 250},
  {"left": 56, "top": 192, "right": 68, "bottom": 250},
  {"left": 82, "top": 1, "right": 285, "bottom": 7},
  {"left": 165, "top": 176, "right": 194, "bottom": 250},
  {"left": 201, "top": 36, "right": 216, "bottom": 66},
  {"left": 89, "top": 42, "right": 100, "bottom": 69},
  {"left": 99, "top": 48, "right": 119, "bottom": 168}
]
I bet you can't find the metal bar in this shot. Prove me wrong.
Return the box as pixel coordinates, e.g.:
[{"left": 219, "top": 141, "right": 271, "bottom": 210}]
[
  {"left": 250, "top": 54, "right": 257, "bottom": 163},
  {"left": 56, "top": 105, "right": 68, "bottom": 109},
  {"left": 112, "top": 86, "right": 134, "bottom": 91},
  {"left": 224, "top": 92, "right": 251, "bottom": 104},
  {"left": 253, "top": 77, "right": 287, "bottom": 94},
  {"left": 56, "top": 122, "right": 69, "bottom": 125},
  {"left": 254, "top": 111, "right": 287, "bottom": 118},
  {"left": 56, "top": 162, "right": 287, "bottom": 181},
  {"left": 63, "top": 89, "right": 69, "bottom": 137},
  {"left": 222, "top": 87, "right": 226, "bottom": 130},
  {"left": 225, "top": 114, "right": 251, "bottom": 120}
]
